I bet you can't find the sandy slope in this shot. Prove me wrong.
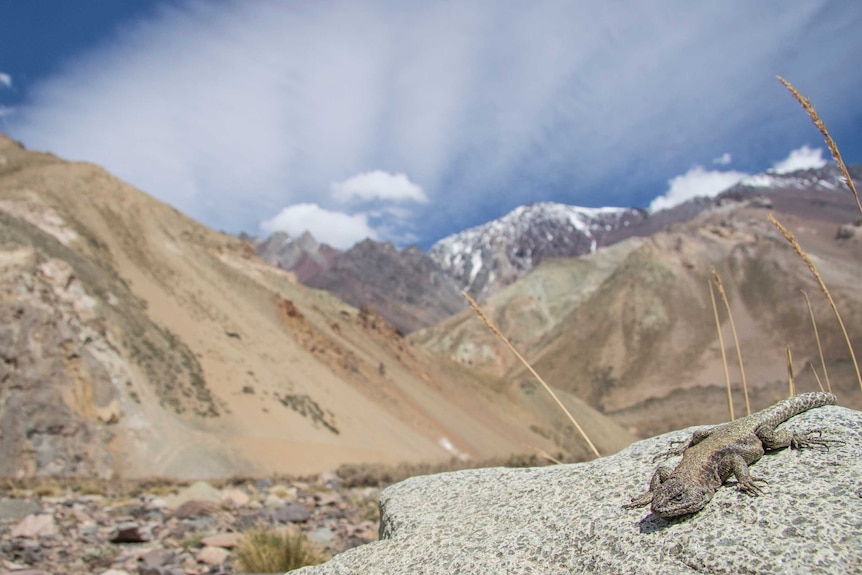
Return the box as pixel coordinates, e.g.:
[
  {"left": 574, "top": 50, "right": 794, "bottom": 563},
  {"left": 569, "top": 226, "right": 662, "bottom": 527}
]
[{"left": 0, "top": 135, "right": 634, "bottom": 478}]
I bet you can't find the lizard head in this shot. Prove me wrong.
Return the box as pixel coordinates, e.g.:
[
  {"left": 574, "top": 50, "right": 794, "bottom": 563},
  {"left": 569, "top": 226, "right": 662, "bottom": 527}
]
[{"left": 650, "top": 477, "right": 712, "bottom": 518}]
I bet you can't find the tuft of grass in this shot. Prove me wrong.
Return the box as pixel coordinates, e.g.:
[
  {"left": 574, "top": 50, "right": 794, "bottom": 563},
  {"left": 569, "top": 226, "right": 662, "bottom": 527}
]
[
  {"left": 233, "top": 527, "right": 326, "bottom": 573},
  {"left": 709, "top": 280, "right": 734, "bottom": 420},
  {"left": 769, "top": 213, "right": 862, "bottom": 393},
  {"left": 181, "top": 531, "right": 208, "bottom": 550},
  {"left": 778, "top": 76, "right": 862, "bottom": 217},
  {"left": 461, "top": 291, "right": 601, "bottom": 458},
  {"left": 711, "top": 267, "right": 750, "bottom": 415}
]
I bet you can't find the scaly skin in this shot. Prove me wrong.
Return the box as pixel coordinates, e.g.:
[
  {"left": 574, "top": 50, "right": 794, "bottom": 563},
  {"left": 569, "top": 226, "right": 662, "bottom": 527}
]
[{"left": 624, "top": 392, "right": 837, "bottom": 518}]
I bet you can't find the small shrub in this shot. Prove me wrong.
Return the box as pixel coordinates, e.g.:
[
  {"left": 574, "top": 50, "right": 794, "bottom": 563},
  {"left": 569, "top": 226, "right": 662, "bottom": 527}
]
[
  {"left": 233, "top": 527, "right": 326, "bottom": 573},
  {"left": 181, "top": 531, "right": 208, "bottom": 550}
]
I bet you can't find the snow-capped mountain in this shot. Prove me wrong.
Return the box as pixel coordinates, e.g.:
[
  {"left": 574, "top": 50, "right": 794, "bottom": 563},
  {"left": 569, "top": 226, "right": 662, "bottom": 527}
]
[
  {"left": 428, "top": 165, "right": 862, "bottom": 299},
  {"left": 428, "top": 202, "right": 646, "bottom": 298},
  {"left": 733, "top": 163, "right": 855, "bottom": 193}
]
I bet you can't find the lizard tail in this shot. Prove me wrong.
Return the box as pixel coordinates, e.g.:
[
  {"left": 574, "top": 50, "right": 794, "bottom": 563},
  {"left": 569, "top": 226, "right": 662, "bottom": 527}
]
[{"left": 757, "top": 391, "right": 836, "bottom": 430}]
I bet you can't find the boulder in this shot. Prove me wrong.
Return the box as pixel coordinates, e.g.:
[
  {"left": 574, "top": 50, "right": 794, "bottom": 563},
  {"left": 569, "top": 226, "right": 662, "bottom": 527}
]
[{"left": 296, "top": 404, "right": 861, "bottom": 575}]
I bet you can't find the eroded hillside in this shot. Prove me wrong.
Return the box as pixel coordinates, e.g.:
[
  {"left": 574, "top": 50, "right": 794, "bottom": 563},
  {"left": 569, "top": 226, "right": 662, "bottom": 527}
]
[
  {"left": 414, "top": 194, "right": 862, "bottom": 436},
  {"left": 0, "top": 135, "right": 633, "bottom": 478}
]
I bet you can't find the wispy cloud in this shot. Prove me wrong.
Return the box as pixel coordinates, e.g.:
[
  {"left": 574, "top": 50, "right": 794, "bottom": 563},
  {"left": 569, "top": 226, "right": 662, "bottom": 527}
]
[
  {"left": 8, "top": 1, "right": 862, "bottom": 248},
  {"left": 332, "top": 171, "right": 427, "bottom": 204},
  {"left": 712, "top": 153, "right": 732, "bottom": 166},
  {"left": 649, "top": 166, "right": 749, "bottom": 212},
  {"left": 0, "top": 73, "right": 11, "bottom": 89},
  {"left": 649, "top": 145, "right": 830, "bottom": 211},
  {"left": 260, "top": 203, "right": 377, "bottom": 249},
  {"left": 771, "top": 144, "right": 826, "bottom": 174}
]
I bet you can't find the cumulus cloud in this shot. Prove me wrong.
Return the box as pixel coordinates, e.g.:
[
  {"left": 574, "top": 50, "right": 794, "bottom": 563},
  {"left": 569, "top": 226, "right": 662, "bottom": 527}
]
[
  {"left": 260, "top": 203, "right": 377, "bottom": 249},
  {"left": 6, "top": 2, "right": 861, "bottom": 247},
  {"left": 771, "top": 145, "right": 826, "bottom": 174},
  {"left": 649, "top": 166, "right": 748, "bottom": 212},
  {"left": 0, "top": 73, "right": 11, "bottom": 89},
  {"left": 332, "top": 171, "right": 427, "bottom": 203},
  {"left": 712, "top": 153, "right": 732, "bottom": 166}
]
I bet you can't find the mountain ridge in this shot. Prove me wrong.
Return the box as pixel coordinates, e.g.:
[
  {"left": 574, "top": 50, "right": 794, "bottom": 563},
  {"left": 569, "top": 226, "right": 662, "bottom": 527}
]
[
  {"left": 412, "top": 179, "right": 862, "bottom": 437},
  {"left": 0, "top": 134, "right": 633, "bottom": 478}
]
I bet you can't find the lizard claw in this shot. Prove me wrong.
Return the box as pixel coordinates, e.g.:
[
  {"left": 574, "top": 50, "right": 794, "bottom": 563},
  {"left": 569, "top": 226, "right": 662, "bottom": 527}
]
[
  {"left": 736, "top": 476, "right": 767, "bottom": 497},
  {"left": 790, "top": 430, "right": 843, "bottom": 452},
  {"left": 652, "top": 441, "right": 687, "bottom": 463}
]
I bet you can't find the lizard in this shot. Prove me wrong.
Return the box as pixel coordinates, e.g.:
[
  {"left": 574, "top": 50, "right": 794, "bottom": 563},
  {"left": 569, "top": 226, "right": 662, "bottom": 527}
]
[{"left": 623, "top": 391, "right": 837, "bottom": 518}]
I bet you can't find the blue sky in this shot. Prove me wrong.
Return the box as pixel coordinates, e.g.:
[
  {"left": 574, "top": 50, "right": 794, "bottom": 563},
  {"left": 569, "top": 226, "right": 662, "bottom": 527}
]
[{"left": 2, "top": 1, "right": 861, "bottom": 250}]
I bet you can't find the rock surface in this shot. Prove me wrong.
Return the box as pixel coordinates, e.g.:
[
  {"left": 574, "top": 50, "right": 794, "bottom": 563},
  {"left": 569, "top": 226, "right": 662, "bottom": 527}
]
[{"left": 298, "top": 404, "right": 862, "bottom": 575}]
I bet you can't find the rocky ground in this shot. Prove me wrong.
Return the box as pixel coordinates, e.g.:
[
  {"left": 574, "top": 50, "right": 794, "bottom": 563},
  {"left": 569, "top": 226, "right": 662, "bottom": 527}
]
[{"left": 0, "top": 474, "right": 380, "bottom": 575}]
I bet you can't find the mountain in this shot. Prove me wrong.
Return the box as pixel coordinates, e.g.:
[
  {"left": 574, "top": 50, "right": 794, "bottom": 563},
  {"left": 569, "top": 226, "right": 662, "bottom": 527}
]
[
  {"left": 427, "top": 164, "right": 862, "bottom": 300},
  {"left": 254, "top": 164, "right": 861, "bottom": 334},
  {"left": 253, "top": 230, "right": 339, "bottom": 283},
  {"left": 428, "top": 203, "right": 648, "bottom": 298},
  {"left": 413, "top": 173, "right": 862, "bottom": 437},
  {"left": 303, "top": 240, "right": 465, "bottom": 335},
  {"left": 254, "top": 233, "right": 465, "bottom": 334},
  {"left": 0, "top": 134, "right": 634, "bottom": 479}
]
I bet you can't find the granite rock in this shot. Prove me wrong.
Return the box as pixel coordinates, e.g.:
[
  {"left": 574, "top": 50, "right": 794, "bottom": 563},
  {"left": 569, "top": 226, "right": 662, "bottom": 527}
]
[{"left": 297, "top": 405, "right": 862, "bottom": 575}]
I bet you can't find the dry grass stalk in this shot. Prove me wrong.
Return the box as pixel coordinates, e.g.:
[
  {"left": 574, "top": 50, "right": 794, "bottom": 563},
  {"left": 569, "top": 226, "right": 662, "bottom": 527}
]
[
  {"left": 778, "top": 76, "right": 862, "bottom": 217},
  {"left": 461, "top": 291, "right": 601, "bottom": 458},
  {"left": 709, "top": 281, "right": 734, "bottom": 421},
  {"left": 810, "top": 362, "right": 825, "bottom": 393},
  {"left": 531, "top": 446, "right": 564, "bottom": 466},
  {"left": 801, "top": 289, "right": 831, "bottom": 392},
  {"left": 769, "top": 213, "right": 862, "bottom": 393},
  {"left": 711, "top": 267, "right": 750, "bottom": 415},
  {"left": 786, "top": 346, "right": 795, "bottom": 397}
]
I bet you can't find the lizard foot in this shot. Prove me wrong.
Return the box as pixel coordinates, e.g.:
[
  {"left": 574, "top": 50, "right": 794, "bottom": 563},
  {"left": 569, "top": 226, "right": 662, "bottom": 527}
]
[
  {"left": 790, "top": 430, "right": 843, "bottom": 451},
  {"left": 651, "top": 440, "right": 689, "bottom": 462},
  {"left": 736, "top": 475, "right": 767, "bottom": 497},
  {"left": 623, "top": 491, "right": 653, "bottom": 509}
]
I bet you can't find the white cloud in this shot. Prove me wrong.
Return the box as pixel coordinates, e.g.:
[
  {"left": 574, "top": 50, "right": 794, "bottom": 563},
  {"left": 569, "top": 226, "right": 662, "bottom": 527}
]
[
  {"left": 332, "top": 171, "right": 427, "bottom": 203},
  {"left": 770, "top": 145, "right": 826, "bottom": 174},
  {"left": 259, "top": 203, "right": 377, "bottom": 250},
  {"left": 0, "top": 73, "right": 11, "bottom": 89},
  {"left": 712, "top": 153, "right": 732, "bottom": 166},
  {"left": 649, "top": 166, "right": 748, "bottom": 212},
  {"left": 6, "top": 2, "right": 860, "bottom": 246}
]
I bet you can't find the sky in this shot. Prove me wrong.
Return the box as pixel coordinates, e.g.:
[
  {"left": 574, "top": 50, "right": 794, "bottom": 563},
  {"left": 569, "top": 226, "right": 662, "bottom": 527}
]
[{"left": 1, "top": 1, "right": 861, "bottom": 250}]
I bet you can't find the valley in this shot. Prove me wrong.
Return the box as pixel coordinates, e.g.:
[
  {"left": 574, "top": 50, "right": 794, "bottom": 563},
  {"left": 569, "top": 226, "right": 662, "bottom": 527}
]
[{"left": 1, "top": 132, "right": 860, "bottom": 480}]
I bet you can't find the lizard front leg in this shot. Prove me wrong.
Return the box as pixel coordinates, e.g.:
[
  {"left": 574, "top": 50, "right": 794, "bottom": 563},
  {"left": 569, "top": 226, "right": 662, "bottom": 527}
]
[
  {"left": 652, "top": 427, "right": 715, "bottom": 462},
  {"left": 623, "top": 466, "right": 671, "bottom": 508},
  {"left": 726, "top": 453, "right": 767, "bottom": 496}
]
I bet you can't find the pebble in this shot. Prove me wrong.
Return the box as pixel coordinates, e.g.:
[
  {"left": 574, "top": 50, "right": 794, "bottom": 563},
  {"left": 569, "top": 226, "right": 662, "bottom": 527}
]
[
  {"left": 10, "top": 514, "right": 56, "bottom": 538},
  {"left": 200, "top": 532, "right": 242, "bottom": 549},
  {"left": 196, "top": 546, "right": 229, "bottom": 566},
  {"left": 0, "top": 477, "right": 380, "bottom": 574}
]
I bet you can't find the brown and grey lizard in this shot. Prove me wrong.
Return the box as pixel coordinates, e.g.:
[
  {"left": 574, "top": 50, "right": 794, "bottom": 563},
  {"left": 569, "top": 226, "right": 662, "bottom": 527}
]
[{"left": 623, "top": 391, "right": 837, "bottom": 518}]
